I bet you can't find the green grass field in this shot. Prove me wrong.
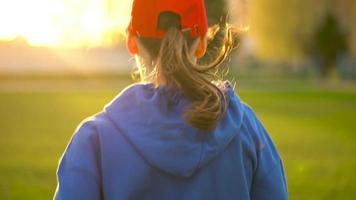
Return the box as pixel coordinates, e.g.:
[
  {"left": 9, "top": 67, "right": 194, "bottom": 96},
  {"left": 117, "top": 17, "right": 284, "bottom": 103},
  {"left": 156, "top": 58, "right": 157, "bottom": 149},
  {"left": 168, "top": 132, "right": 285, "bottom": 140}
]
[{"left": 0, "top": 76, "right": 355, "bottom": 199}]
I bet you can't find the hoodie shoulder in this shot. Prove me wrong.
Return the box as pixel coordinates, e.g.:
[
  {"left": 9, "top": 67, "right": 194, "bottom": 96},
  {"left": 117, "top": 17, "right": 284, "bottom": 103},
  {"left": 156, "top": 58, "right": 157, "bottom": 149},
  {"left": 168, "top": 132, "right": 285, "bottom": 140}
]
[
  {"left": 59, "top": 117, "right": 101, "bottom": 178},
  {"left": 104, "top": 83, "right": 159, "bottom": 111},
  {"left": 113, "top": 83, "right": 157, "bottom": 99},
  {"left": 107, "top": 83, "right": 139, "bottom": 102},
  {"left": 65, "top": 117, "right": 99, "bottom": 168},
  {"left": 55, "top": 117, "right": 103, "bottom": 200},
  {"left": 239, "top": 103, "right": 288, "bottom": 199},
  {"left": 241, "top": 103, "right": 281, "bottom": 161}
]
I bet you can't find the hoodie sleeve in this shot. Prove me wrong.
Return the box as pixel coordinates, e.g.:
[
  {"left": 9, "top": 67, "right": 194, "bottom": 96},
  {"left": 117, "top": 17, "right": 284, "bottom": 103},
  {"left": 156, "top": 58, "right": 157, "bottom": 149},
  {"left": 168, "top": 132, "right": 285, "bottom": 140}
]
[
  {"left": 54, "top": 119, "right": 102, "bottom": 200},
  {"left": 243, "top": 105, "right": 288, "bottom": 200}
]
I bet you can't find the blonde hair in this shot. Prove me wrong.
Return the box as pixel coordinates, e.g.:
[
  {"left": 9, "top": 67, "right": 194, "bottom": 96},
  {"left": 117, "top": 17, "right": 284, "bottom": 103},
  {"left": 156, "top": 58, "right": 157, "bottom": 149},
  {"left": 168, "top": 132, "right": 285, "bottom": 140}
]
[{"left": 134, "top": 24, "right": 238, "bottom": 132}]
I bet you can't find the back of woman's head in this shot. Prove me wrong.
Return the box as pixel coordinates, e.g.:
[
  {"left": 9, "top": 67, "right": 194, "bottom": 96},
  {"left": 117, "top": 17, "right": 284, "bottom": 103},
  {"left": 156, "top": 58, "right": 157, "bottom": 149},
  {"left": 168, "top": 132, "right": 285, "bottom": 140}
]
[{"left": 127, "top": 0, "right": 238, "bottom": 132}]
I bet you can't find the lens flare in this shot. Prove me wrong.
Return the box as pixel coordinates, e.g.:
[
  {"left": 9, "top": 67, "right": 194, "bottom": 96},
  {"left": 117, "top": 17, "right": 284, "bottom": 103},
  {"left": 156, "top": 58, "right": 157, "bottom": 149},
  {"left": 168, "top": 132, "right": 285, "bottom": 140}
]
[{"left": 0, "top": 0, "right": 132, "bottom": 48}]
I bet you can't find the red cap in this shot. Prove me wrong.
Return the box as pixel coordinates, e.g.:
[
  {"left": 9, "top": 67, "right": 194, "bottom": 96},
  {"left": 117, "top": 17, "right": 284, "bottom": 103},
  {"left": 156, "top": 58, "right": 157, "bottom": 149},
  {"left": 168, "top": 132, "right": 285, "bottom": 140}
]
[{"left": 127, "top": 0, "right": 208, "bottom": 39}]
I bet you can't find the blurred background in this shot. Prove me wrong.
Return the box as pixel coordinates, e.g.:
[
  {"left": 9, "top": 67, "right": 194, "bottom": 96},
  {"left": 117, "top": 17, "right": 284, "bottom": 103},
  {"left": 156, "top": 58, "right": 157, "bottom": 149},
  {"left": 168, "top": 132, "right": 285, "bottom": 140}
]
[{"left": 0, "top": 0, "right": 355, "bottom": 199}]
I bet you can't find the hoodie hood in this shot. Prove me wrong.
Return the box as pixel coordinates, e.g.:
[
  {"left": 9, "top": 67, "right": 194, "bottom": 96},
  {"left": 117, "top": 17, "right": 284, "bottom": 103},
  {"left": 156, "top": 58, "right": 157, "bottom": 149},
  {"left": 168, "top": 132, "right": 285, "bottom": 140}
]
[{"left": 104, "top": 82, "right": 244, "bottom": 177}]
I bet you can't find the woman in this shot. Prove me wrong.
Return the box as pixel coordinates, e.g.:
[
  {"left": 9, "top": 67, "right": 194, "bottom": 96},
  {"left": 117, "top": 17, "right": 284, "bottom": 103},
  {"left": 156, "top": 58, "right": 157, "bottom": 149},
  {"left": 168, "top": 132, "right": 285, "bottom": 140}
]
[{"left": 54, "top": 0, "right": 288, "bottom": 199}]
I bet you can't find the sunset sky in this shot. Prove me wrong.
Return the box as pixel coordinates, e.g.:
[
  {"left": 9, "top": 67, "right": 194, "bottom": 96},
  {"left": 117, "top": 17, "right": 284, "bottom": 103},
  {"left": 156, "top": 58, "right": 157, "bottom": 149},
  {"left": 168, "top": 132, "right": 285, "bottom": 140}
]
[{"left": 0, "top": 0, "right": 132, "bottom": 48}]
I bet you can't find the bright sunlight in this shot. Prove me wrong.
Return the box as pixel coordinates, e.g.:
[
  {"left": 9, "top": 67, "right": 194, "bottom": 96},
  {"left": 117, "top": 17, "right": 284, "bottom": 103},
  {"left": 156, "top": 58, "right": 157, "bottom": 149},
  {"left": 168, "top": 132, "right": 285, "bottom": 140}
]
[{"left": 0, "top": 0, "right": 132, "bottom": 48}]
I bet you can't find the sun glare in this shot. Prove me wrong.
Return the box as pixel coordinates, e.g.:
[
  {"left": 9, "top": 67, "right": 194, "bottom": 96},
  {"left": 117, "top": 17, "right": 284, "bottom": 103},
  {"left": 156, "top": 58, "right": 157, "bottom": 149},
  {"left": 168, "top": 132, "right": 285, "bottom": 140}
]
[{"left": 0, "top": 0, "right": 132, "bottom": 48}]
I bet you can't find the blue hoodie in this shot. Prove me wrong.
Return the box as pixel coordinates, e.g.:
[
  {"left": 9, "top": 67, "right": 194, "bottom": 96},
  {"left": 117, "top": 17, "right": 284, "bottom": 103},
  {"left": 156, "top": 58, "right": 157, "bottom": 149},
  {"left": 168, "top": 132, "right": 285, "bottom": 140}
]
[{"left": 54, "top": 82, "right": 288, "bottom": 200}]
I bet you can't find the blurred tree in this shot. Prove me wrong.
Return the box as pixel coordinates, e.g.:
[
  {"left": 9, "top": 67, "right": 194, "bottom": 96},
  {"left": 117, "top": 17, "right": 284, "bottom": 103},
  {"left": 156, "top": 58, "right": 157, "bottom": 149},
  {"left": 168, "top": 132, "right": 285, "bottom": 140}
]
[
  {"left": 248, "top": 0, "right": 327, "bottom": 62},
  {"left": 226, "top": 0, "right": 355, "bottom": 77},
  {"left": 205, "top": 0, "right": 228, "bottom": 25},
  {"left": 200, "top": 0, "right": 229, "bottom": 65},
  {"left": 334, "top": 0, "right": 356, "bottom": 57},
  {"left": 310, "top": 12, "right": 349, "bottom": 77}
]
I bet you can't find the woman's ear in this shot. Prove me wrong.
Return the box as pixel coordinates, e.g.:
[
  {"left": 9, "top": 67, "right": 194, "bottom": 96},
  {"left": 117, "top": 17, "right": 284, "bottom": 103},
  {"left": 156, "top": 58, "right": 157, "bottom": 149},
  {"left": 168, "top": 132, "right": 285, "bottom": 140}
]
[
  {"left": 195, "top": 35, "right": 208, "bottom": 58},
  {"left": 127, "top": 33, "right": 139, "bottom": 55}
]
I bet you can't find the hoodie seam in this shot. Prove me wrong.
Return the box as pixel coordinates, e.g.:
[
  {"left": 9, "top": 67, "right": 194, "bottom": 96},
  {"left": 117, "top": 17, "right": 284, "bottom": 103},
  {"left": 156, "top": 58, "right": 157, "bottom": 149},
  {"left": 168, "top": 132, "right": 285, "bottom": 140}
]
[{"left": 195, "top": 137, "right": 206, "bottom": 171}]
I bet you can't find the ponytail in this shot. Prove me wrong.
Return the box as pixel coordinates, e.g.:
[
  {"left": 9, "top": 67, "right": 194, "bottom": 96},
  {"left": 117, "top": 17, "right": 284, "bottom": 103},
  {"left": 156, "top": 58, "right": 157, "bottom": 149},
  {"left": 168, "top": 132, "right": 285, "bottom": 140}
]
[{"left": 136, "top": 25, "right": 238, "bottom": 132}]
